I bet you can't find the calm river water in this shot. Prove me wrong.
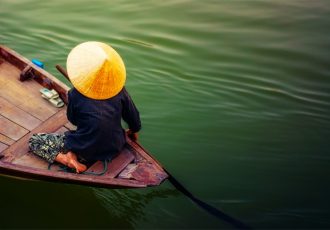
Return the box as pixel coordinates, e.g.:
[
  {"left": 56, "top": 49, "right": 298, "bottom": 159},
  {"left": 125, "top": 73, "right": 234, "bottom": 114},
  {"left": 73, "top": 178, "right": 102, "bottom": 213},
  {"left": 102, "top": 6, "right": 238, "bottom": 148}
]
[{"left": 1, "top": 0, "right": 330, "bottom": 229}]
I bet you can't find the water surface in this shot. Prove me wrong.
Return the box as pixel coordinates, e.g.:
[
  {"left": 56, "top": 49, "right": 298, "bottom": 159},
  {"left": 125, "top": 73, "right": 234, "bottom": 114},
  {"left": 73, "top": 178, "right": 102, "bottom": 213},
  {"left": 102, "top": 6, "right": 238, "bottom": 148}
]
[{"left": 1, "top": 0, "right": 330, "bottom": 228}]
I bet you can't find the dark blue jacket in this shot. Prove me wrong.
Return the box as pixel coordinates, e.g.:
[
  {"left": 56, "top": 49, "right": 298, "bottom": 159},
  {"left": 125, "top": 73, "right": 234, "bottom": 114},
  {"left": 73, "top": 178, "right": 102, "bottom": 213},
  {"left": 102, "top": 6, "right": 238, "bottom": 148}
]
[{"left": 64, "top": 87, "right": 141, "bottom": 161}]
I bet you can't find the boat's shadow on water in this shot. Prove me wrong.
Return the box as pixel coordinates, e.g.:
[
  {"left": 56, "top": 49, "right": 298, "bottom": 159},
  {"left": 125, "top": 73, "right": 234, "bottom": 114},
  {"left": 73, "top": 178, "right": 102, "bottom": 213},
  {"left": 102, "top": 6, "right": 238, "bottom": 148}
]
[
  {"left": 0, "top": 175, "right": 179, "bottom": 229},
  {"left": 93, "top": 185, "right": 180, "bottom": 227}
]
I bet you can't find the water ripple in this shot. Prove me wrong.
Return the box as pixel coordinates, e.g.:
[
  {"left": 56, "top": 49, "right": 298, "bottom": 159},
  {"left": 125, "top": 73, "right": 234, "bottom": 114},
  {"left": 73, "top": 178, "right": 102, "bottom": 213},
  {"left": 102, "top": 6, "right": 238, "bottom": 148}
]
[{"left": 2, "top": 0, "right": 330, "bottom": 228}]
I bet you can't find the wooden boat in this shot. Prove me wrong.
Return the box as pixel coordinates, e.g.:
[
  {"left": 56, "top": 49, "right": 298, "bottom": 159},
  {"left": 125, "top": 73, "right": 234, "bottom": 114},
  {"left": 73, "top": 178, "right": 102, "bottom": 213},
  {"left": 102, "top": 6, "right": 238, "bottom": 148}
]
[{"left": 0, "top": 45, "right": 168, "bottom": 188}]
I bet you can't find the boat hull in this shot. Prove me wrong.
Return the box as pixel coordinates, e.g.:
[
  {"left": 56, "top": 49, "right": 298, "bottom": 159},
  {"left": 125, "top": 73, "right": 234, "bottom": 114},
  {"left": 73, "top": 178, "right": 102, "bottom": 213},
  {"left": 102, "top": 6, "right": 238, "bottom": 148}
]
[{"left": 0, "top": 45, "right": 168, "bottom": 188}]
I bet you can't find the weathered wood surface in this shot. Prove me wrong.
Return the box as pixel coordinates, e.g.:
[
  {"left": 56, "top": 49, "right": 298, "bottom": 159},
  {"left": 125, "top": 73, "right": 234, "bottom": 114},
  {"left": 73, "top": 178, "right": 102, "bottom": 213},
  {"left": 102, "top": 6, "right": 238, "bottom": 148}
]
[
  {"left": 0, "top": 96, "right": 41, "bottom": 130},
  {"left": 55, "top": 126, "right": 69, "bottom": 134},
  {"left": 2, "top": 109, "right": 67, "bottom": 162},
  {"left": 12, "top": 125, "right": 69, "bottom": 171},
  {"left": 127, "top": 137, "right": 166, "bottom": 172},
  {"left": 0, "top": 133, "right": 14, "bottom": 146},
  {"left": 85, "top": 148, "right": 135, "bottom": 178},
  {"left": 0, "top": 142, "right": 8, "bottom": 153},
  {"left": 0, "top": 61, "right": 58, "bottom": 121},
  {"left": 0, "top": 160, "right": 147, "bottom": 188},
  {"left": 12, "top": 152, "right": 49, "bottom": 170},
  {"left": 0, "top": 45, "right": 168, "bottom": 188},
  {"left": 0, "top": 114, "right": 29, "bottom": 141},
  {"left": 0, "top": 45, "right": 70, "bottom": 104},
  {"left": 106, "top": 148, "right": 135, "bottom": 178},
  {"left": 64, "top": 122, "right": 76, "bottom": 131}
]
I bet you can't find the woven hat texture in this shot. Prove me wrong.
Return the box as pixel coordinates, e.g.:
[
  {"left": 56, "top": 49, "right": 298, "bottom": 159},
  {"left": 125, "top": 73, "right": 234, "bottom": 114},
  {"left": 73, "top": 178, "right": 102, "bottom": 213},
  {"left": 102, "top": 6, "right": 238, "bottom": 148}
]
[{"left": 67, "top": 41, "right": 126, "bottom": 99}]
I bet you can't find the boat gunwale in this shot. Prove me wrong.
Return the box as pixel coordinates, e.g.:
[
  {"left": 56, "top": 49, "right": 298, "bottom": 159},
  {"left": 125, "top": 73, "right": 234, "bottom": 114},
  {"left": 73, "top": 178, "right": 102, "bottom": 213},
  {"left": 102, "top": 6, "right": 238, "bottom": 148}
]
[
  {"left": 0, "top": 160, "right": 147, "bottom": 188},
  {"left": 0, "top": 45, "right": 168, "bottom": 188},
  {"left": 0, "top": 45, "right": 70, "bottom": 104}
]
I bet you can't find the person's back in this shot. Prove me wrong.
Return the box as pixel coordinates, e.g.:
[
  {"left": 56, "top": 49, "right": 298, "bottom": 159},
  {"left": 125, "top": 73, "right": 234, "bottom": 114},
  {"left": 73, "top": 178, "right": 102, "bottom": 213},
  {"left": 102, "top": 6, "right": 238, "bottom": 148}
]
[
  {"left": 29, "top": 41, "right": 141, "bottom": 173},
  {"left": 65, "top": 87, "right": 141, "bottom": 162}
]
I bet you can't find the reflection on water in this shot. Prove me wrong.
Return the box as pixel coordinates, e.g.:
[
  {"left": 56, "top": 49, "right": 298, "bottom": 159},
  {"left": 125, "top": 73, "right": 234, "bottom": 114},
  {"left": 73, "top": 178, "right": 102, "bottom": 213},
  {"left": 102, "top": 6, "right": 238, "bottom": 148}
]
[
  {"left": 1, "top": 0, "right": 330, "bottom": 228},
  {"left": 0, "top": 176, "right": 112, "bottom": 228},
  {"left": 93, "top": 187, "right": 180, "bottom": 228}
]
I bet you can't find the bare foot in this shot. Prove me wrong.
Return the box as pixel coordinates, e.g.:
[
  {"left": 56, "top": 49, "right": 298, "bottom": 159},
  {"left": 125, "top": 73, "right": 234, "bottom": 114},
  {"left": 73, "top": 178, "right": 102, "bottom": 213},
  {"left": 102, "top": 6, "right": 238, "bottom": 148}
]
[
  {"left": 66, "top": 151, "right": 87, "bottom": 173},
  {"left": 55, "top": 151, "right": 87, "bottom": 173}
]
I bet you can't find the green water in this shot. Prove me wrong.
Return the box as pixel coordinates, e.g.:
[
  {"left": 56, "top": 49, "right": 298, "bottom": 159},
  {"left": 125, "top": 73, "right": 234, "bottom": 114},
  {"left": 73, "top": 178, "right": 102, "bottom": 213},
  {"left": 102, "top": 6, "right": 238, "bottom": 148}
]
[{"left": 1, "top": 0, "right": 330, "bottom": 228}]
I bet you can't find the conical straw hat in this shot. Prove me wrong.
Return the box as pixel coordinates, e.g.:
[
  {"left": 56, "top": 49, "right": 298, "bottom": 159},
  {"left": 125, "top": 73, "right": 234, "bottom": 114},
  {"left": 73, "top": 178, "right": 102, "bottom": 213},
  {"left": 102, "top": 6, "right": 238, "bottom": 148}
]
[{"left": 66, "top": 41, "right": 126, "bottom": 99}]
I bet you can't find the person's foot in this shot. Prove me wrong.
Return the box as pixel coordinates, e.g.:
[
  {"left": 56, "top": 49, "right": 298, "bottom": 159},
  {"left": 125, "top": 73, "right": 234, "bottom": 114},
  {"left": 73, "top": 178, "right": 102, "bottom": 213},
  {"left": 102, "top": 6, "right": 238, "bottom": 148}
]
[
  {"left": 66, "top": 151, "right": 87, "bottom": 173},
  {"left": 55, "top": 151, "right": 87, "bottom": 173}
]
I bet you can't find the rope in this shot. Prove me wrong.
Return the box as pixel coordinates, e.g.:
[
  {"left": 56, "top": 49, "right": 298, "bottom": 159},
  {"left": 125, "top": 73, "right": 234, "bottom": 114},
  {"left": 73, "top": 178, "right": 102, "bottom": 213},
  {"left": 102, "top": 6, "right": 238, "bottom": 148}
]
[
  {"left": 82, "top": 160, "right": 108, "bottom": 176},
  {"left": 48, "top": 160, "right": 109, "bottom": 176}
]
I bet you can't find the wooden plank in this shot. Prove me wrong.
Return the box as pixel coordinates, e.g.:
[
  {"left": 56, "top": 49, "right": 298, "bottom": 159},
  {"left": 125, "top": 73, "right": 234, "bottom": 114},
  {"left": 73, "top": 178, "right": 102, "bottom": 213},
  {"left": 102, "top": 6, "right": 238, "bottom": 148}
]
[
  {"left": 0, "top": 45, "right": 70, "bottom": 90},
  {"left": 2, "top": 109, "right": 68, "bottom": 162},
  {"left": 0, "top": 45, "right": 70, "bottom": 104},
  {"left": 0, "top": 142, "right": 8, "bottom": 153},
  {"left": 0, "top": 133, "right": 15, "bottom": 145},
  {"left": 127, "top": 137, "right": 167, "bottom": 172},
  {"left": 13, "top": 126, "right": 69, "bottom": 170},
  {"left": 54, "top": 126, "right": 69, "bottom": 134},
  {"left": 0, "top": 115, "right": 29, "bottom": 141},
  {"left": 0, "top": 160, "right": 146, "bottom": 188},
  {"left": 0, "top": 46, "right": 26, "bottom": 70},
  {"left": 12, "top": 152, "right": 49, "bottom": 170},
  {"left": 131, "top": 162, "right": 168, "bottom": 185},
  {"left": 64, "top": 122, "right": 76, "bottom": 131},
  {"left": 0, "top": 61, "right": 59, "bottom": 121},
  {"left": 85, "top": 161, "right": 106, "bottom": 175},
  {"left": 0, "top": 96, "right": 41, "bottom": 130},
  {"left": 86, "top": 147, "right": 135, "bottom": 178},
  {"left": 106, "top": 148, "right": 135, "bottom": 178}
]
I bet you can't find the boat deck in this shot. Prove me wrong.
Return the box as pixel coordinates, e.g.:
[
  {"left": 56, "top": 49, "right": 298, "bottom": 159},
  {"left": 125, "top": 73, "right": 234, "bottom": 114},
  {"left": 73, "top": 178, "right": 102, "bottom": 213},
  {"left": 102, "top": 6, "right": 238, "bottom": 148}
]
[
  {"left": 0, "top": 46, "right": 168, "bottom": 188},
  {"left": 0, "top": 59, "right": 66, "bottom": 159}
]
